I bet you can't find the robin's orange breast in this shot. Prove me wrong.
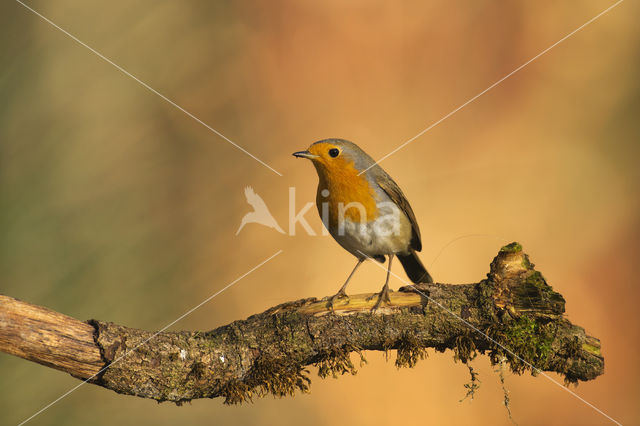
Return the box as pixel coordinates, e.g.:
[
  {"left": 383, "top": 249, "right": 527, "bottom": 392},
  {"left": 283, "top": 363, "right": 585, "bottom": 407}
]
[{"left": 313, "top": 158, "right": 380, "bottom": 228}]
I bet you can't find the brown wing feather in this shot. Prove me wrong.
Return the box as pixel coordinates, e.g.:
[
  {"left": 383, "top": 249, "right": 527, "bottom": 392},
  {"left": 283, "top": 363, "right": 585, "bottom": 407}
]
[{"left": 376, "top": 174, "right": 422, "bottom": 252}]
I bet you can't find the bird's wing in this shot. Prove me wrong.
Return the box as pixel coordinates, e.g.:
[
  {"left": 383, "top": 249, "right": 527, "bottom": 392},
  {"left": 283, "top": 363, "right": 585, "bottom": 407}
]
[
  {"left": 244, "top": 186, "right": 268, "bottom": 211},
  {"left": 244, "top": 186, "right": 256, "bottom": 201},
  {"left": 376, "top": 173, "right": 422, "bottom": 252}
]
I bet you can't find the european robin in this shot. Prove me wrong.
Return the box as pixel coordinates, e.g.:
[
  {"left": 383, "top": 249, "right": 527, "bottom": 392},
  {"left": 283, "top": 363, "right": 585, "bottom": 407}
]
[{"left": 293, "top": 138, "right": 433, "bottom": 309}]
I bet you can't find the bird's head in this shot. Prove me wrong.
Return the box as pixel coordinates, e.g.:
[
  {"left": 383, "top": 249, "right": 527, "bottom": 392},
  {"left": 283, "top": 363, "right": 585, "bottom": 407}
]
[{"left": 292, "top": 138, "right": 375, "bottom": 178}]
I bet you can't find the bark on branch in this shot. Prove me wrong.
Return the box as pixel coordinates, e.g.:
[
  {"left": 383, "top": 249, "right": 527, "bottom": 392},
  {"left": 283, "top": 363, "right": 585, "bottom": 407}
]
[{"left": 0, "top": 243, "right": 604, "bottom": 404}]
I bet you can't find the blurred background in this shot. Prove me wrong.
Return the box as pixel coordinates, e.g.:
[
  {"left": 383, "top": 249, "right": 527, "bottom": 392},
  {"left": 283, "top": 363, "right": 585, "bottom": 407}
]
[{"left": 1, "top": 0, "right": 638, "bottom": 424}]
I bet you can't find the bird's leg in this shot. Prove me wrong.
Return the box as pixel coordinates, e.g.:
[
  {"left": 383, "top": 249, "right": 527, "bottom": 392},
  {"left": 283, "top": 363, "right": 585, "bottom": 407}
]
[
  {"left": 328, "top": 258, "right": 364, "bottom": 309},
  {"left": 372, "top": 255, "right": 394, "bottom": 310}
]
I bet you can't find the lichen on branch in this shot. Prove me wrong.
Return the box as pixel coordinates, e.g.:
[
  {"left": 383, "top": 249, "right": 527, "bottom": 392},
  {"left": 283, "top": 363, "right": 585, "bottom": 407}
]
[{"left": 0, "top": 243, "right": 604, "bottom": 405}]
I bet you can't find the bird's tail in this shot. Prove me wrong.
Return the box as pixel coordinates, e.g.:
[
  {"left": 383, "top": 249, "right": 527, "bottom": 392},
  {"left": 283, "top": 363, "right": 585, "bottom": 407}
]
[{"left": 397, "top": 249, "right": 433, "bottom": 284}]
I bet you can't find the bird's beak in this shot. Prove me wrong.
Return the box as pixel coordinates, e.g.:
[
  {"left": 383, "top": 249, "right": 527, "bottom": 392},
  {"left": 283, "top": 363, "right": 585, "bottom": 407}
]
[{"left": 292, "top": 150, "right": 318, "bottom": 159}]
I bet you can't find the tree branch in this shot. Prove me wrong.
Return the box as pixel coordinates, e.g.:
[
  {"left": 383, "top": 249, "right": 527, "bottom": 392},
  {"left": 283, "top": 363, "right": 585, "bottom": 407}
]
[{"left": 0, "top": 243, "right": 604, "bottom": 404}]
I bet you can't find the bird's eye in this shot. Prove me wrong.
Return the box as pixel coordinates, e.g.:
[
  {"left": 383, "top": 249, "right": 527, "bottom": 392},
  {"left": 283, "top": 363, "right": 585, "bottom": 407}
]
[{"left": 328, "top": 148, "right": 339, "bottom": 158}]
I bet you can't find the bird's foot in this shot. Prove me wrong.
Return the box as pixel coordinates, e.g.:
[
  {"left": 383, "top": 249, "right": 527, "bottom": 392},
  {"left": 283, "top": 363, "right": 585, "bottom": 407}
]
[
  {"left": 327, "top": 289, "right": 349, "bottom": 311},
  {"left": 370, "top": 287, "right": 392, "bottom": 311}
]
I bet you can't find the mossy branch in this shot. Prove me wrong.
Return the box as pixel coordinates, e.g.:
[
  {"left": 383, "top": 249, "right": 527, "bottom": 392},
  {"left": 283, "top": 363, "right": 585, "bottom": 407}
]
[{"left": 0, "top": 243, "right": 603, "bottom": 404}]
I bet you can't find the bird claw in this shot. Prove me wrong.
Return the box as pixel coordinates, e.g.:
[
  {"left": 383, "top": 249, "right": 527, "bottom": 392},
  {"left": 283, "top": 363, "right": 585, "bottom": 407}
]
[
  {"left": 370, "top": 288, "right": 392, "bottom": 311},
  {"left": 327, "top": 290, "right": 349, "bottom": 311}
]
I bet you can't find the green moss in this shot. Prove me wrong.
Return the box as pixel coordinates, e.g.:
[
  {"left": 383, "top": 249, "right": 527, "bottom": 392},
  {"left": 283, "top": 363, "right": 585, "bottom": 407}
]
[
  {"left": 453, "top": 334, "right": 477, "bottom": 363},
  {"left": 499, "top": 241, "right": 532, "bottom": 268},
  {"left": 220, "top": 357, "right": 311, "bottom": 404},
  {"left": 248, "top": 357, "right": 311, "bottom": 398},
  {"left": 489, "top": 315, "right": 553, "bottom": 375},
  {"left": 314, "top": 345, "right": 363, "bottom": 378},
  {"left": 220, "top": 345, "right": 368, "bottom": 404},
  {"left": 582, "top": 342, "right": 601, "bottom": 356},
  {"left": 460, "top": 364, "right": 480, "bottom": 402},
  {"left": 396, "top": 333, "right": 428, "bottom": 368},
  {"left": 499, "top": 242, "right": 522, "bottom": 254},
  {"left": 525, "top": 271, "right": 546, "bottom": 288},
  {"left": 220, "top": 380, "right": 251, "bottom": 404}
]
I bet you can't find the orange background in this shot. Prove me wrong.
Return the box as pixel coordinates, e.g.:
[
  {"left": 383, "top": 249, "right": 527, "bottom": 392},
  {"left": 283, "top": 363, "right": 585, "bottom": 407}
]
[{"left": 1, "top": 1, "right": 638, "bottom": 424}]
